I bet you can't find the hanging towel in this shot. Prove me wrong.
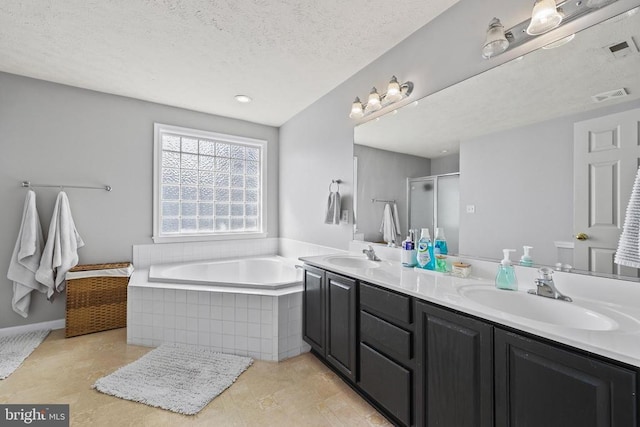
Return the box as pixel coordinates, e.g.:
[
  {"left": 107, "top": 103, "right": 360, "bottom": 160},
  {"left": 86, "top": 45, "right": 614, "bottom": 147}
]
[
  {"left": 36, "top": 191, "right": 85, "bottom": 300},
  {"left": 615, "top": 168, "right": 640, "bottom": 268},
  {"left": 380, "top": 203, "right": 399, "bottom": 244},
  {"left": 325, "top": 190, "right": 341, "bottom": 225},
  {"left": 7, "top": 190, "right": 46, "bottom": 318},
  {"left": 392, "top": 202, "right": 401, "bottom": 235}
]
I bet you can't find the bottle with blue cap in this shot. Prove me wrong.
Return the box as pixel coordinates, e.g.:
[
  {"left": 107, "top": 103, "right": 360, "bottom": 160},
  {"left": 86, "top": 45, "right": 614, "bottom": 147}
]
[{"left": 416, "top": 228, "right": 435, "bottom": 270}]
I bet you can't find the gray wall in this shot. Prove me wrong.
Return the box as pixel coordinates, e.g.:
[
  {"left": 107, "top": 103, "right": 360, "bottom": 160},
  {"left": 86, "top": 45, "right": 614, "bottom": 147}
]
[
  {"left": 460, "top": 98, "right": 640, "bottom": 266},
  {"left": 0, "top": 72, "right": 279, "bottom": 329},
  {"left": 354, "top": 144, "right": 431, "bottom": 242},
  {"left": 431, "top": 154, "right": 460, "bottom": 176},
  {"left": 278, "top": 0, "right": 628, "bottom": 249}
]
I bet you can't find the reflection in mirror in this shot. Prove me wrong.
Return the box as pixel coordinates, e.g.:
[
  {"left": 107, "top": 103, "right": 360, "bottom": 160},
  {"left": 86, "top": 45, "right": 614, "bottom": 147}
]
[
  {"left": 353, "top": 6, "right": 640, "bottom": 279},
  {"left": 407, "top": 173, "right": 460, "bottom": 255}
]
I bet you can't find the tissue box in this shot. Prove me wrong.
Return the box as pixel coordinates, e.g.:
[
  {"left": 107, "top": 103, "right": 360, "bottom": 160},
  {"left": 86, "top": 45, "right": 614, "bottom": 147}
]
[{"left": 451, "top": 262, "right": 472, "bottom": 278}]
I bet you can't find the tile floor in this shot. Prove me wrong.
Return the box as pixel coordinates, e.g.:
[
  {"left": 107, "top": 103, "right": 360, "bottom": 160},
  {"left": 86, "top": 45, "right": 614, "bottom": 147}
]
[{"left": 0, "top": 328, "right": 392, "bottom": 426}]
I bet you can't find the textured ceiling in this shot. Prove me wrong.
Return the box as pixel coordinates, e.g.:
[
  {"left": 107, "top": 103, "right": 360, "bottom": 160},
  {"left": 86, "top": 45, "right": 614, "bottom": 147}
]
[
  {"left": 0, "top": 0, "right": 459, "bottom": 126},
  {"left": 355, "top": 7, "right": 640, "bottom": 158}
]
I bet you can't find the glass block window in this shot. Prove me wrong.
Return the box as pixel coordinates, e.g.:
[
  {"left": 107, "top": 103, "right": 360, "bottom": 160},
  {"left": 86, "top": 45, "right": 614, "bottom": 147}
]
[{"left": 154, "top": 124, "right": 266, "bottom": 240}]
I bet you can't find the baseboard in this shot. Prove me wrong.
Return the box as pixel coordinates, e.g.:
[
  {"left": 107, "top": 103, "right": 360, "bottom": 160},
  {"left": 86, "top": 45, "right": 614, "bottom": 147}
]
[{"left": 0, "top": 319, "right": 65, "bottom": 337}]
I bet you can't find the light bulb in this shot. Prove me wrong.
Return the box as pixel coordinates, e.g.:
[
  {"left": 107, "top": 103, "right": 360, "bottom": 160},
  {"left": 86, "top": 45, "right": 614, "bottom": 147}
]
[
  {"left": 349, "top": 97, "right": 364, "bottom": 119},
  {"left": 366, "top": 88, "right": 381, "bottom": 112},
  {"left": 526, "top": 0, "right": 563, "bottom": 36},
  {"left": 385, "top": 76, "right": 402, "bottom": 102},
  {"left": 482, "top": 18, "right": 509, "bottom": 59}
]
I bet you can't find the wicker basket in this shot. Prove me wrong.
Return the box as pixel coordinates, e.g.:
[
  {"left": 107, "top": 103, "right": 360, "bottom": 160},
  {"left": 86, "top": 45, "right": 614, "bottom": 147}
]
[{"left": 65, "top": 262, "right": 132, "bottom": 338}]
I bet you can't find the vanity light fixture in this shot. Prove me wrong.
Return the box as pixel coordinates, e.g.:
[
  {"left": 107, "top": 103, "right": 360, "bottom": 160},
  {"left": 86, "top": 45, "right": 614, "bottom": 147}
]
[
  {"left": 482, "top": 18, "right": 510, "bottom": 59},
  {"left": 483, "top": 0, "right": 618, "bottom": 60},
  {"left": 349, "top": 76, "right": 414, "bottom": 119},
  {"left": 526, "top": 0, "right": 563, "bottom": 35}
]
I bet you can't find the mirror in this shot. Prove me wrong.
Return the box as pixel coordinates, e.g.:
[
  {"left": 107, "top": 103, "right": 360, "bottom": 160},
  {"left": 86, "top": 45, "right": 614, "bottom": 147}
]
[{"left": 354, "top": 6, "right": 640, "bottom": 279}]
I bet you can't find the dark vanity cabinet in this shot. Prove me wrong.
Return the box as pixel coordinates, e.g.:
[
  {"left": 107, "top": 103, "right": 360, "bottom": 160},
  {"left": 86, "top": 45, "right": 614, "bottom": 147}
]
[
  {"left": 302, "top": 264, "right": 639, "bottom": 427},
  {"left": 302, "top": 266, "right": 357, "bottom": 381},
  {"left": 302, "top": 265, "right": 326, "bottom": 355},
  {"left": 415, "top": 302, "right": 494, "bottom": 427},
  {"left": 494, "top": 329, "right": 637, "bottom": 427},
  {"left": 325, "top": 272, "right": 357, "bottom": 381},
  {"left": 359, "top": 282, "right": 415, "bottom": 427}
]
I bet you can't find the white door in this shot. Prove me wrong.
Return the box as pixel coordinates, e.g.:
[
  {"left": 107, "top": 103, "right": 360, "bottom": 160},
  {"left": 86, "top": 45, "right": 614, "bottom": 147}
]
[{"left": 574, "top": 108, "right": 640, "bottom": 276}]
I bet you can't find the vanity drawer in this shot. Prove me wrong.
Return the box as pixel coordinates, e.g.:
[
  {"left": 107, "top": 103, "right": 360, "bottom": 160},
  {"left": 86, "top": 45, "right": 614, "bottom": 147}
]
[
  {"left": 360, "top": 310, "right": 412, "bottom": 362},
  {"left": 360, "top": 282, "right": 412, "bottom": 325},
  {"left": 359, "top": 343, "right": 412, "bottom": 427}
]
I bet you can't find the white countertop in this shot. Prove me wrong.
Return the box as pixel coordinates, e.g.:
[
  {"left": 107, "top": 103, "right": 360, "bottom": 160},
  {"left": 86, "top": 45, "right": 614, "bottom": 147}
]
[{"left": 300, "top": 253, "right": 640, "bottom": 368}]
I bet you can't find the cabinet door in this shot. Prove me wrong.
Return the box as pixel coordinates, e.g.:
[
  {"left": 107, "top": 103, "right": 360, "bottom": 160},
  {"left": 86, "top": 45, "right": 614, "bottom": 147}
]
[
  {"left": 415, "top": 302, "right": 494, "bottom": 427},
  {"left": 495, "top": 329, "right": 637, "bottom": 427},
  {"left": 325, "top": 272, "right": 357, "bottom": 381},
  {"left": 302, "top": 265, "right": 325, "bottom": 355}
]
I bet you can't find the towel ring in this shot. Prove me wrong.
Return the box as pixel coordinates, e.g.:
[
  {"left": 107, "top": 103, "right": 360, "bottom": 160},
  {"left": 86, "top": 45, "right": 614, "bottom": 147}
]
[{"left": 329, "top": 179, "right": 342, "bottom": 192}]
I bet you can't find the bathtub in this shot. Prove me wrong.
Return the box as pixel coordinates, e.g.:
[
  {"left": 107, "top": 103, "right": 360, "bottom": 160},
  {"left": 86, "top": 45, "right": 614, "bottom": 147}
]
[
  {"left": 148, "top": 256, "right": 302, "bottom": 290},
  {"left": 128, "top": 255, "right": 309, "bottom": 361}
]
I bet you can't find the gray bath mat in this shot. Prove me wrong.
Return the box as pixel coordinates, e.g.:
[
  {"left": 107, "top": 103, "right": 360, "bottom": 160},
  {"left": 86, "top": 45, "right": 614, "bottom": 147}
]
[
  {"left": 93, "top": 344, "right": 253, "bottom": 415},
  {"left": 0, "top": 329, "right": 50, "bottom": 379}
]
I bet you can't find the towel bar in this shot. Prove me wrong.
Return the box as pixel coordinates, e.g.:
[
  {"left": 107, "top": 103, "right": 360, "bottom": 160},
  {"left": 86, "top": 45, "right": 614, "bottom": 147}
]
[{"left": 22, "top": 181, "right": 112, "bottom": 192}]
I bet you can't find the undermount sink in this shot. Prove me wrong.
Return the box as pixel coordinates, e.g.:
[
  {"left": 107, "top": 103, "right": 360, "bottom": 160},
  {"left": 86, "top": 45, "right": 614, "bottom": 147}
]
[
  {"left": 325, "top": 256, "right": 381, "bottom": 269},
  {"left": 458, "top": 286, "right": 619, "bottom": 331}
]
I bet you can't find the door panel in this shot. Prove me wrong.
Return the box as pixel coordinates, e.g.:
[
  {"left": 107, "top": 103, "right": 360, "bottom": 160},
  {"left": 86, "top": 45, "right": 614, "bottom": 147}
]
[
  {"left": 302, "top": 266, "right": 325, "bottom": 354},
  {"left": 495, "top": 329, "right": 637, "bottom": 427},
  {"left": 574, "top": 108, "right": 640, "bottom": 275},
  {"left": 415, "top": 302, "right": 493, "bottom": 427},
  {"left": 325, "top": 273, "right": 356, "bottom": 381}
]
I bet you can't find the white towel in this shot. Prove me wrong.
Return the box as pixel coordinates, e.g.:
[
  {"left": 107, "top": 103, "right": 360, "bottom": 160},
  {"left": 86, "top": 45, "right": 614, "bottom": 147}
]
[
  {"left": 615, "top": 168, "right": 640, "bottom": 268},
  {"left": 379, "top": 203, "right": 399, "bottom": 244},
  {"left": 7, "top": 190, "right": 46, "bottom": 318},
  {"left": 36, "top": 191, "right": 85, "bottom": 300},
  {"left": 392, "top": 202, "right": 401, "bottom": 235},
  {"left": 325, "top": 191, "right": 341, "bottom": 225}
]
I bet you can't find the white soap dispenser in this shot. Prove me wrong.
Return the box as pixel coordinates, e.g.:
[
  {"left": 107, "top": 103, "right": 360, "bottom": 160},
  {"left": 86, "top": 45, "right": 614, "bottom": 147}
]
[
  {"left": 520, "top": 246, "right": 534, "bottom": 267},
  {"left": 496, "top": 249, "right": 518, "bottom": 291}
]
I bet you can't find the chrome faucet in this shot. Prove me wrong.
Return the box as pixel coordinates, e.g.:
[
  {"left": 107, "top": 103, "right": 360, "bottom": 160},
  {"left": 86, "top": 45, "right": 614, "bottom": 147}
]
[
  {"left": 362, "top": 245, "right": 381, "bottom": 261},
  {"left": 528, "top": 267, "right": 572, "bottom": 302}
]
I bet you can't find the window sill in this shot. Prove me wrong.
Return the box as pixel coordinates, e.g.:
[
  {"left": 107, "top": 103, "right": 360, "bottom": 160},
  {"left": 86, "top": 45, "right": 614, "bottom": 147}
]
[{"left": 152, "top": 232, "right": 268, "bottom": 244}]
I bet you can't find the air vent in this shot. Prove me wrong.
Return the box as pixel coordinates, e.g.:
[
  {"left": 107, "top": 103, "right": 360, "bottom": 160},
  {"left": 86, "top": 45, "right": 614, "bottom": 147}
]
[
  {"left": 605, "top": 38, "right": 639, "bottom": 58},
  {"left": 591, "top": 88, "right": 629, "bottom": 103}
]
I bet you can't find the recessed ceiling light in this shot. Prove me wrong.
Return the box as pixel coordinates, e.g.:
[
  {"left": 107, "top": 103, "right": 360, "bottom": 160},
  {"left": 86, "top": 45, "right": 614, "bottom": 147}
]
[
  {"left": 441, "top": 149, "right": 449, "bottom": 153},
  {"left": 235, "top": 95, "right": 252, "bottom": 103}
]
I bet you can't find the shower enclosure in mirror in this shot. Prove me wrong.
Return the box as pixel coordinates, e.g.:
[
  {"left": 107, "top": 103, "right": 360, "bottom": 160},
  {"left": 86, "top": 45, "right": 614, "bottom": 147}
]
[
  {"left": 353, "top": 2, "right": 640, "bottom": 280},
  {"left": 407, "top": 173, "right": 460, "bottom": 255}
]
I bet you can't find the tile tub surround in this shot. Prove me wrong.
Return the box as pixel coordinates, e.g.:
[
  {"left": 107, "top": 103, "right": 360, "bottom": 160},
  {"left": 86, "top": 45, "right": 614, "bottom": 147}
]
[
  {"left": 127, "top": 278, "right": 309, "bottom": 361},
  {"left": 127, "top": 239, "right": 339, "bottom": 361},
  {"left": 132, "top": 238, "right": 343, "bottom": 269}
]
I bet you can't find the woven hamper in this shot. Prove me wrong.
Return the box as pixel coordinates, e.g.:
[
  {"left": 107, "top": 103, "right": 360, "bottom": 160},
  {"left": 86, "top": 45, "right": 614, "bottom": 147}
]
[{"left": 65, "top": 262, "right": 132, "bottom": 338}]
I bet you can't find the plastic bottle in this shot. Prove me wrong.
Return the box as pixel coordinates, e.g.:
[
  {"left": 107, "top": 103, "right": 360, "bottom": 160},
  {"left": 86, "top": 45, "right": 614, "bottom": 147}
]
[
  {"left": 495, "top": 249, "right": 518, "bottom": 290},
  {"left": 434, "top": 227, "right": 448, "bottom": 255},
  {"left": 401, "top": 234, "right": 416, "bottom": 267},
  {"left": 519, "top": 246, "right": 534, "bottom": 267},
  {"left": 416, "top": 228, "right": 436, "bottom": 270}
]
